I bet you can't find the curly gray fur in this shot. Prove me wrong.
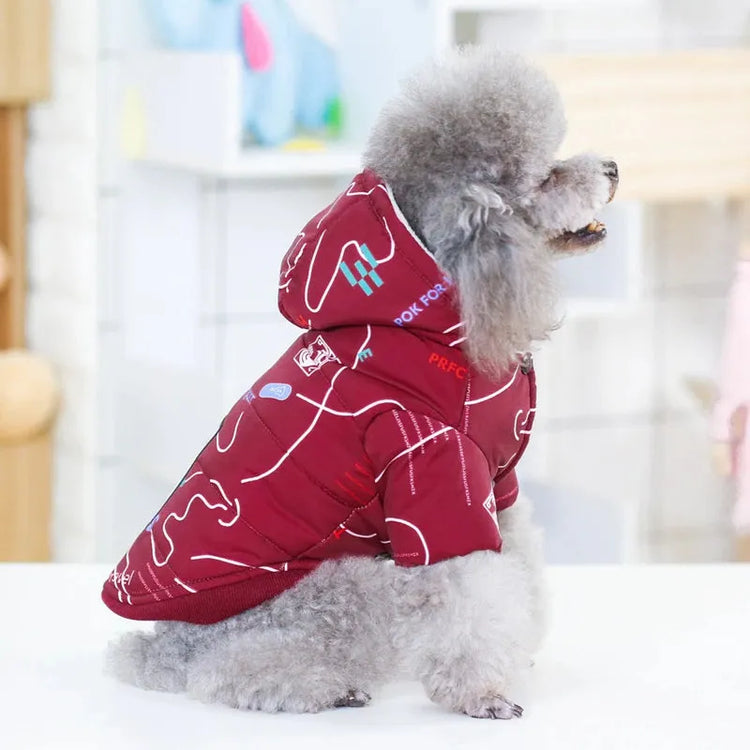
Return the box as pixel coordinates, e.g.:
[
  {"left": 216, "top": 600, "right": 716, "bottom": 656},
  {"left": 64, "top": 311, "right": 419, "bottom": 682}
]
[
  {"left": 107, "top": 496, "right": 544, "bottom": 716},
  {"left": 364, "top": 47, "right": 616, "bottom": 375},
  {"left": 107, "top": 47, "right": 616, "bottom": 718}
]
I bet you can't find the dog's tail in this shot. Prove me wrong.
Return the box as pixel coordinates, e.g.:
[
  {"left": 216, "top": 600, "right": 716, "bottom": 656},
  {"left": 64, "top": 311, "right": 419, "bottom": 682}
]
[{"left": 105, "top": 625, "right": 190, "bottom": 693}]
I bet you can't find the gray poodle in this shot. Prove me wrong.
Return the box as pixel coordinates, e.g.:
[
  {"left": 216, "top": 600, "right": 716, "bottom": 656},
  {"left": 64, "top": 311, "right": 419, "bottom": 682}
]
[{"left": 105, "top": 47, "right": 618, "bottom": 719}]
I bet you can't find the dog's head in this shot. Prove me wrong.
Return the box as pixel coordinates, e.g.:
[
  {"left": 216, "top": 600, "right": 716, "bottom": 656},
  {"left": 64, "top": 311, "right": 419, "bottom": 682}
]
[{"left": 363, "top": 48, "right": 618, "bottom": 376}]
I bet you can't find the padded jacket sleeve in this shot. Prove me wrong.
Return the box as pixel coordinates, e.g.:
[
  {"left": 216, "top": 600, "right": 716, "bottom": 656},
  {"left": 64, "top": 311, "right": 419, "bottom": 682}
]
[
  {"left": 365, "top": 410, "right": 502, "bottom": 567},
  {"left": 493, "top": 468, "right": 520, "bottom": 513}
]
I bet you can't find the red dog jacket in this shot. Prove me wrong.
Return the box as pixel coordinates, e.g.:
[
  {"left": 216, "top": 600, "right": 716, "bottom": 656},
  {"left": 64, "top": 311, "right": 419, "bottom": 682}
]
[{"left": 102, "top": 170, "right": 537, "bottom": 624}]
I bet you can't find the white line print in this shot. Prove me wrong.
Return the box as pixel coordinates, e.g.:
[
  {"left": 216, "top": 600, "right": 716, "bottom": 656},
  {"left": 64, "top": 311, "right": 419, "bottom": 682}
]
[
  {"left": 312, "top": 175, "right": 441, "bottom": 284},
  {"left": 498, "top": 450, "right": 519, "bottom": 471},
  {"left": 111, "top": 552, "right": 134, "bottom": 605},
  {"left": 513, "top": 408, "right": 536, "bottom": 441},
  {"left": 382, "top": 182, "right": 434, "bottom": 260},
  {"left": 449, "top": 336, "right": 467, "bottom": 347},
  {"left": 262, "top": 563, "right": 289, "bottom": 573},
  {"left": 393, "top": 411, "right": 415, "bottom": 496},
  {"left": 353, "top": 325, "right": 372, "bottom": 369},
  {"left": 279, "top": 231, "right": 308, "bottom": 292},
  {"left": 181, "top": 470, "right": 204, "bottom": 485},
  {"left": 112, "top": 569, "right": 122, "bottom": 603},
  {"left": 295, "top": 394, "right": 406, "bottom": 417},
  {"left": 242, "top": 366, "right": 347, "bottom": 483},
  {"left": 424, "top": 414, "right": 450, "bottom": 443},
  {"left": 137, "top": 570, "right": 161, "bottom": 602},
  {"left": 173, "top": 577, "right": 197, "bottom": 594},
  {"left": 191, "top": 553, "right": 250, "bottom": 567},
  {"left": 146, "top": 561, "right": 172, "bottom": 599},
  {"left": 216, "top": 411, "right": 244, "bottom": 454},
  {"left": 456, "top": 432, "right": 472, "bottom": 507},
  {"left": 407, "top": 412, "right": 425, "bottom": 455},
  {"left": 340, "top": 526, "right": 377, "bottom": 539},
  {"left": 315, "top": 181, "right": 390, "bottom": 230},
  {"left": 150, "top": 491, "right": 241, "bottom": 568},
  {"left": 345, "top": 182, "right": 389, "bottom": 199},
  {"left": 465, "top": 366, "right": 520, "bottom": 405},
  {"left": 374, "top": 426, "right": 453, "bottom": 482},
  {"left": 190, "top": 554, "right": 290, "bottom": 573},
  {"left": 461, "top": 379, "right": 473, "bottom": 503},
  {"left": 303, "top": 217, "right": 396, "bottom": 314},
  {"left": 385, "top": 517, "right": 430, "bottom": 565},
  {"left": 425, "top": 415, "right": 450, "bottom": 443},
  {"left": 110, "top": 561, "right": 123, "bottom": 603},
  {"left": 121, "top": 550, "right": 132, "bottom": 605},
  {"left": 339, "top": 526, "right": 390, "bottom": 545},
  {"left": 443, "top": 321, "right": 465, "bottom": 334},
  {"left": 210, "top": 478, "right": 241, "bottom": 526},
  {"left": 280, "top": 232, "right": 306, "bottom": 285}
]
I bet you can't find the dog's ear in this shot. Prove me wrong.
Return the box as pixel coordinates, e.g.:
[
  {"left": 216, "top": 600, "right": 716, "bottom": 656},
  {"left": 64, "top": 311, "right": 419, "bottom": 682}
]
[
  {"left": 421, "top": 183, "right": 557, "bottom": 375},
  {"left": 455, "top": 184, "right": 512, "bottom": 239},
  {"left": 422, "top": 183, "right": 520, "bottom": 267}
]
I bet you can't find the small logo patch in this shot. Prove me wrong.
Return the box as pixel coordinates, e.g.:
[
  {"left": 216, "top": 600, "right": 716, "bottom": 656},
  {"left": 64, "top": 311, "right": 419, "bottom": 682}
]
[
  {"left": 293, "top": 335, "right": 340, "bottom": 376},
  {"left": 339, "top": 244, "right": 383, "bottom": 297},
  {"left": 243, "top": 389, "right": 256, "bottom": 404},
  {"left": 259, "top": 383, "right": 292, "bottom": 401},
  {"left": 146, "top": 513, "right": 160, "bottom": 531}
]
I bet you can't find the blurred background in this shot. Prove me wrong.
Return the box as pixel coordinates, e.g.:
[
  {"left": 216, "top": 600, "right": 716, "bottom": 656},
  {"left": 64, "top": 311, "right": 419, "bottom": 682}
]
[{"left": 1, "top": 0, "right": 749, "bottom": 566}]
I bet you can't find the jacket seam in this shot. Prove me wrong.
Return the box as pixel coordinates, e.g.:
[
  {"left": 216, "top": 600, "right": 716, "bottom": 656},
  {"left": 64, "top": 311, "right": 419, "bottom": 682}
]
[
  {"left": 195, "top": 455, "right": 294, "bottom": 558},
  {"left": 118, "top": 568, "right": 306, "bottom": 600},
  {"left": 296, "top": 494, "right": 381, "bottom": 559},
  {"left": 250, "top": 395, "right": 366, "bottom": 511}
]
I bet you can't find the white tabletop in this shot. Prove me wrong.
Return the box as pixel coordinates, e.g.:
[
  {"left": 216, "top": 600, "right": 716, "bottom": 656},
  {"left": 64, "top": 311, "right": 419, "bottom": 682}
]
[{"left": 1, "top": 563, "right": 748, "bottom": 750}]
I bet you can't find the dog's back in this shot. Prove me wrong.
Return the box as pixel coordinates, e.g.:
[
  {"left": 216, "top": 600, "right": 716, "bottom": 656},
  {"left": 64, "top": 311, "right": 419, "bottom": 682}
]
[{"left": 102, "top": 170, "right": 536, "bottom": 625}]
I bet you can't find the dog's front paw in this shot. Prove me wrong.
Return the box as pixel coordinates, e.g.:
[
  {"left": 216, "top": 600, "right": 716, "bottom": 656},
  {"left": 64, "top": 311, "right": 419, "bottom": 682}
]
[
  {"left": 461, "top": 694, "right": 524, "bottom": 720},
  {"left": 424, "top": 675, "right": 524, "bottom": 720}
]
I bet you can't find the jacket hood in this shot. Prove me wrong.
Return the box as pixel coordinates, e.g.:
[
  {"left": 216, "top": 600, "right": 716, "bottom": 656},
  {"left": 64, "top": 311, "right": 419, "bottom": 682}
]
[{"left": 278, "top": 170, "right": 462, "bottom": 341}]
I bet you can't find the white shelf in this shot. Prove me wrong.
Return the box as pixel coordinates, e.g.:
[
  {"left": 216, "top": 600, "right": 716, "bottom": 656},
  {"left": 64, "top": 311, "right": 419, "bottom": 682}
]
[
  {"left": 136, "top": 145, "right": 363, "bottom": 180},
  {"left": 124, "top": 51, "right": 362, "bottom": 180}
]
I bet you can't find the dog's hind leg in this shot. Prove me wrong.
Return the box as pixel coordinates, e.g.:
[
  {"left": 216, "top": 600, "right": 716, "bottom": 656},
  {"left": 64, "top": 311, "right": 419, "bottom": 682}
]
[
  {"left": 184, "top": 556, "right": 398, "bottom": 713},
  {"left": 105, "top": 620, "right": 199, "bottom": 693},
  {"left": 395, "top": 549, "right": 537, "bottom": 719}
]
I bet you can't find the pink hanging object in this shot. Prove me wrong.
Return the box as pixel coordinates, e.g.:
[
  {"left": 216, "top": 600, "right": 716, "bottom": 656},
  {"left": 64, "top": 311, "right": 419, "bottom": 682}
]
[{"left": 240, "top": 2, "right": 273, "bottom": 71}]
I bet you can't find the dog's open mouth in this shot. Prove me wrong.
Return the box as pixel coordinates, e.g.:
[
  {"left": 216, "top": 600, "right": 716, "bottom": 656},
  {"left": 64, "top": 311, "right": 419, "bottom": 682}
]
[
  {"left": 550, "top": 160, "right": 618, "bottom": 254},
  {"left": 551, "top": 219, "right": 607, "bottom": 253}
]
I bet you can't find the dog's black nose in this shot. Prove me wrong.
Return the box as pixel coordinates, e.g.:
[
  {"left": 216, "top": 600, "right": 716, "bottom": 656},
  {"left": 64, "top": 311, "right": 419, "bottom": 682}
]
[{"left": 603, "top": 160, "right": 619, "bottom": 180}]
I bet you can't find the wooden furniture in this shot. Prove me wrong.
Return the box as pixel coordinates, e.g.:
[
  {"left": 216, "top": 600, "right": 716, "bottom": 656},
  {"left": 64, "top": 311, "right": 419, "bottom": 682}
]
[
  {"left": 2, "top": 563, "right": 749, "bottom": 747},
  {"left": 538, "top": 49, "right": 750, "bottom": 202},
  {"left": 0, "top": 0, "right": 54, "bottom": 561},
  {"left": 0, "top": 350, "right": 59, "bottom": 560},
  {"left": 0, "top": 0, "right": 50, "bottom": 348}
]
